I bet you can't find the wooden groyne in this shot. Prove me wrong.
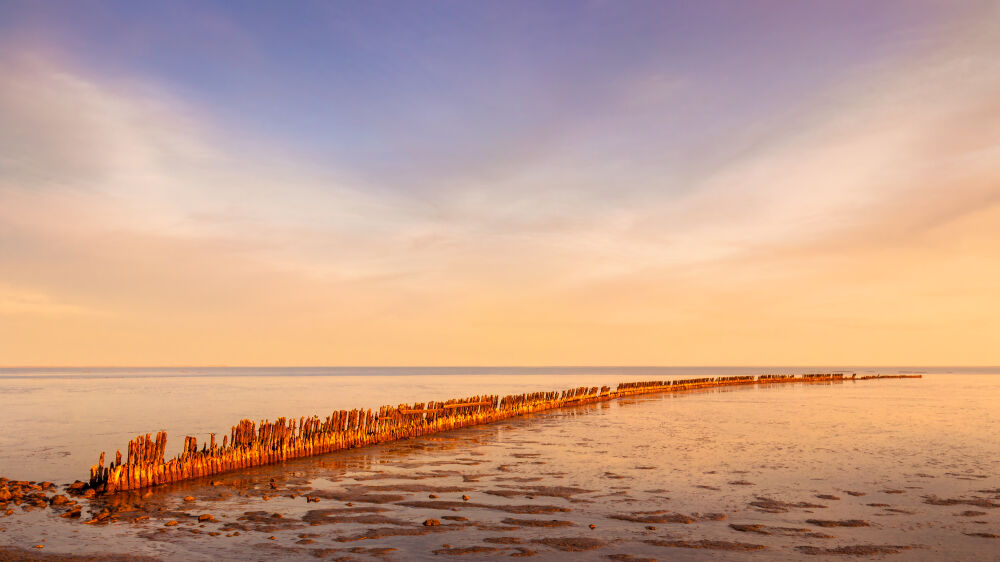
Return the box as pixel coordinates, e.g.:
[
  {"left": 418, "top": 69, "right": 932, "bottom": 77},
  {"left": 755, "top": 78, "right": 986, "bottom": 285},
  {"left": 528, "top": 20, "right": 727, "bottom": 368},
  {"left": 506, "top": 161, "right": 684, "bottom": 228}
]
[{"left": 87, "top": 373, "right": 917, "bottom": 494}]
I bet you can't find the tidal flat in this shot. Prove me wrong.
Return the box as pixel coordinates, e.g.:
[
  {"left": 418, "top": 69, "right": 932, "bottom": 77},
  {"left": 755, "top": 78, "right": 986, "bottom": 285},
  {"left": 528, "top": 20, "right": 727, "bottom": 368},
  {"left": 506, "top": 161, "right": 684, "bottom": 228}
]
[{"left": 1, "top": 370, "right": 998, "bottom": 560}]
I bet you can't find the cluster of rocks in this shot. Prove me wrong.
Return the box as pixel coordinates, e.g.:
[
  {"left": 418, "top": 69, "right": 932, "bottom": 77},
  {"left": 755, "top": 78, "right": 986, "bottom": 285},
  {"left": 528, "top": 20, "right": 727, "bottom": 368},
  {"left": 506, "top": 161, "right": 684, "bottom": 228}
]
[{"left": 0, "top": 477, "right": 82, "bottom": 519}]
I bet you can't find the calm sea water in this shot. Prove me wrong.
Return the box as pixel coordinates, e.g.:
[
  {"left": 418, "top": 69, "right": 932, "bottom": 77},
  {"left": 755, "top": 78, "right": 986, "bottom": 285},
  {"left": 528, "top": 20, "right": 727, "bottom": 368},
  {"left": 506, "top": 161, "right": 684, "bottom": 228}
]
[{"left": 0, "top": 366, "right": 994, "bottom": 483}]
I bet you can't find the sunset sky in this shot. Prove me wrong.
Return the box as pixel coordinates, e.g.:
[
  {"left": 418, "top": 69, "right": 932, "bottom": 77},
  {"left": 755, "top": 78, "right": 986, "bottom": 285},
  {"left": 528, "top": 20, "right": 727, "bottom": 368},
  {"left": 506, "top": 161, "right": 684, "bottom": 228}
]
[{"left": 1, "top": 1, "right": 998, "bottom": 366}]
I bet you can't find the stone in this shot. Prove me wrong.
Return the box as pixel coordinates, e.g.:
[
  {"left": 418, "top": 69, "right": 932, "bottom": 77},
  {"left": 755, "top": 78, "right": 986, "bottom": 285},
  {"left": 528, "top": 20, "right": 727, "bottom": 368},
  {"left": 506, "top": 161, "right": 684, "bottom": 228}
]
[{"left": 49, "top": 495, "right": 70, "bottom": 506}]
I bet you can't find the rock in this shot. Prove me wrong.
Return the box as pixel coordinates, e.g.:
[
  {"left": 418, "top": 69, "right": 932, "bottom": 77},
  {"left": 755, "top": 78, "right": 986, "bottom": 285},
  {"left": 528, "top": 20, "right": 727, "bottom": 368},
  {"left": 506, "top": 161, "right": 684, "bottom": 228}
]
[
  {"left": 198, "top": 514, "right": 215, "bottom": 522},
  {"left": 68, "top": 481, "right": 87, "bottom": 491},
  {"left": 0, "top": 488, "right": 11, "bottom": 501},
  {"left": 183, "top": 496, "right": 195, "bottom": 502},
  {"left": 424, "top": 519, "right": 442, "bottom": 526},
  {"left": 50, "top": 495, "right": 70, "bottom": 506},
  {"left": 429, "top": 494, "right": 438, "bottom": 499},
  {"left": 462, "top": 495, "right": 471, "bottom": 501},
  {"left": 165, "top": 520, "right": 179, "bottom": 526},
  {"left": 590, "top": 524, "right": 597, "bottom": 529}
]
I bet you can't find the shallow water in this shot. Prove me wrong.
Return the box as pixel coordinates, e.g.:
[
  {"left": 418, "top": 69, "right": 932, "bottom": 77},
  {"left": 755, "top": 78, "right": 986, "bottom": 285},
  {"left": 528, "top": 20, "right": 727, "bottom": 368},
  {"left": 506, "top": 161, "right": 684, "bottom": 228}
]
[{"left": 1, "top": 369, "right": 999, "bottom": 560}]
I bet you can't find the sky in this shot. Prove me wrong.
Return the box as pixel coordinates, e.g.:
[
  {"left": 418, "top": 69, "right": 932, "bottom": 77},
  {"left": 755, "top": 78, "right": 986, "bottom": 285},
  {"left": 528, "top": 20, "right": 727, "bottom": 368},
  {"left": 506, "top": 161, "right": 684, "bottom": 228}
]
[{"left": 1, "top": 1, "right": 998, "bottom": 366}]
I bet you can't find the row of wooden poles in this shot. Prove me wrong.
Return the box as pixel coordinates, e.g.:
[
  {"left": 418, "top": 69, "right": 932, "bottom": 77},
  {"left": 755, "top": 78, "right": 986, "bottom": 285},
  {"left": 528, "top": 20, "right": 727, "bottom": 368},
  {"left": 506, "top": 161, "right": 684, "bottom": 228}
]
[{"left": 87, "top": 372, "right": 916, "bottom": 494}]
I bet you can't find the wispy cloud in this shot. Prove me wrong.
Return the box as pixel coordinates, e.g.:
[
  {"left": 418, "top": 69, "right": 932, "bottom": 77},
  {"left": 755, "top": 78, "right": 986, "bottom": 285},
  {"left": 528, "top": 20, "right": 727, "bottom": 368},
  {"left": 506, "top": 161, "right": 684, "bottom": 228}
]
[{"left": 0, "top": 7, "right": 998, "bottom": 365}]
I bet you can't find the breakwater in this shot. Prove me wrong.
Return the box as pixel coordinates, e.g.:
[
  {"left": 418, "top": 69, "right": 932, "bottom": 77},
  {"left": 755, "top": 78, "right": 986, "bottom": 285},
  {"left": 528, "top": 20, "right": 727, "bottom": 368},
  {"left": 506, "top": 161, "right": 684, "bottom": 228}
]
[{"left": 87, "top": 373, "right": 919, "bottom": 494}]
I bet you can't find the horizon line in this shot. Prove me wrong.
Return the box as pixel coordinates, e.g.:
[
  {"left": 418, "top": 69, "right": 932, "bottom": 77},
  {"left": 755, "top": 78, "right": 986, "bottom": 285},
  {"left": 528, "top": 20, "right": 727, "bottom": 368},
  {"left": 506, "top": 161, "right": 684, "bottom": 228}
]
[{"left": 2, "top": 364, "right": 997, "bottom": 369}]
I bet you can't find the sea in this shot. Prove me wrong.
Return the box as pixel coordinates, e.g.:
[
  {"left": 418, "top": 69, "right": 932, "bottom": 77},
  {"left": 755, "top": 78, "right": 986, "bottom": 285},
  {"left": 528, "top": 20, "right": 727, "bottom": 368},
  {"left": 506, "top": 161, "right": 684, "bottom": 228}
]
[{"left": 0, "top": 366, "right": 998, "bottom": 560}]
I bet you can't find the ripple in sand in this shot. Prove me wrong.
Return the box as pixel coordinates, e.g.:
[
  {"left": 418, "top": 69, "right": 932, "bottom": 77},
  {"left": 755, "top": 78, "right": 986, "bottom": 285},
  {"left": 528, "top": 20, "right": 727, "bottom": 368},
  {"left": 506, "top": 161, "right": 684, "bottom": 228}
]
[
  {"left": 532, "top": 537, "right": 606, "bottom": 551},
  {"left": 484, "top": 537, "right": 522, "bottom": 544},
  {"left": 748, "top": 497, "right": 827, "bottom": 513},
  {"left": 332, "top": 525, "right": 455, "bottom": 542},
  {"left": 302, "top": 508, "right": 410, "bottom": 526},
  {"left": 501, "top": 518, "right": 575, "bottom": 528},
  {"left": 730, "top": 523, "right": 833, "bottom": 538},
  {"left": 396, "top": 500, "right": 570, "bottom": 514},
  {"left": 608, "top": 510, "right": 695, "bottom": 524},
  {"left": 483, "top": 486, "right": 593, "bottom": 499},
  {"left": 923, "top": 495, "right": 1000, "bottom": 508},
  {"left": 432, "top": 545, "right": 501, "bottom": 555},
  {"left": 806, "top": 519, "right": 872, "bottom": 527},
  {"left": 795, "top": 544, "right": 915, "bottom": 556},
  {"left": 645, "top": 539, "right": 766, "bottom": 551}
]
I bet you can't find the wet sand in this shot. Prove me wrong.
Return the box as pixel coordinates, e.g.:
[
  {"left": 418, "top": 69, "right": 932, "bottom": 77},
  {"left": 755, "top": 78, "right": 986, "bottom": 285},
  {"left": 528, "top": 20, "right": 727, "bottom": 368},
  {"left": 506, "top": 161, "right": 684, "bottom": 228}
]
[{"left": 2, "top": 375, "right": 999, "bottom": 560}]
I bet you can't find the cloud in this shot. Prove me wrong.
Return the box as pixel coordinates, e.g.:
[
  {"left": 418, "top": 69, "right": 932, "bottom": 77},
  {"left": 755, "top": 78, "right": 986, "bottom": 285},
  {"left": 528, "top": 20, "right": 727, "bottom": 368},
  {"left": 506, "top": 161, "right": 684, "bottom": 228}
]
[{"left": 0, "top": 11, "right": 998, "bottom": 365}]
